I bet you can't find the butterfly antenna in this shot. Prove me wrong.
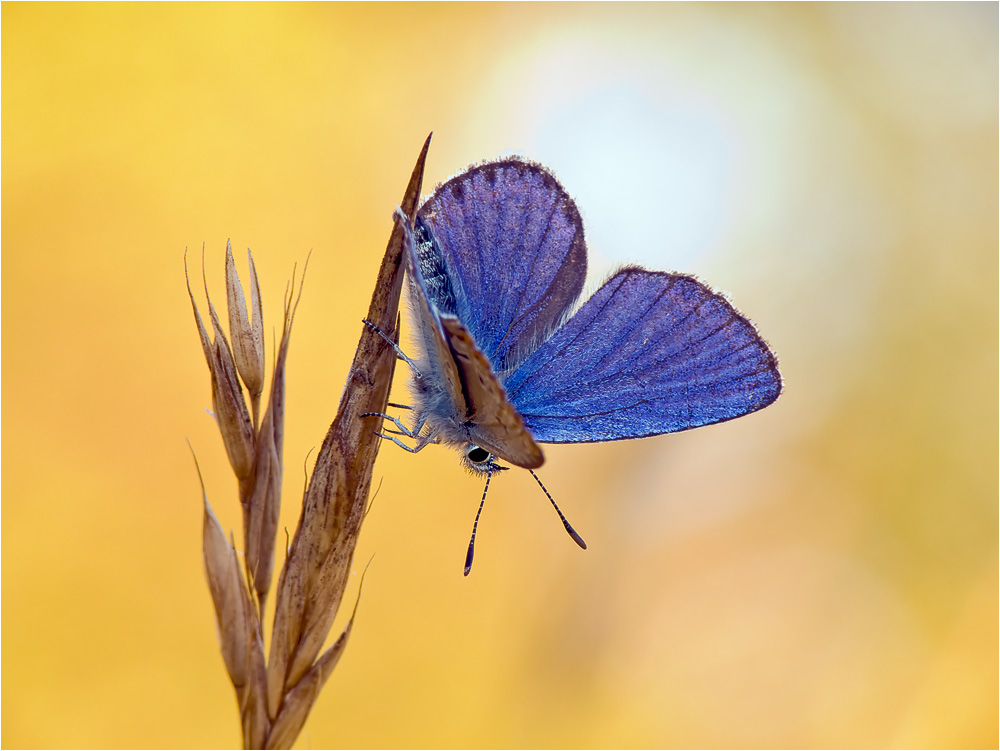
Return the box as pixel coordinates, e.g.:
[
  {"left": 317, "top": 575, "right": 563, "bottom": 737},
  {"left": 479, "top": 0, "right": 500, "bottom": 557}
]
[
  {"left": 464, "top": 466, "right": 496, "bottom": 576},
  {"left": 528, "top": 469, "right": 587, "bottom": 550}
]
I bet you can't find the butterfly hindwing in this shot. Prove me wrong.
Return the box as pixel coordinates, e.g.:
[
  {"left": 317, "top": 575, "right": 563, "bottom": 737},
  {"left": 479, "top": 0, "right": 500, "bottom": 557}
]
[{"left": 503, "top": 268, "right": 783, "bottom": 443}]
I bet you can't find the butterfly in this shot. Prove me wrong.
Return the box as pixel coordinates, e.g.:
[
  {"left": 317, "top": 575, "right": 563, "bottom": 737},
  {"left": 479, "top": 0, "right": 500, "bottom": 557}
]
[{"left": 372, "top": 158, "right": 782, "bottom": 573}]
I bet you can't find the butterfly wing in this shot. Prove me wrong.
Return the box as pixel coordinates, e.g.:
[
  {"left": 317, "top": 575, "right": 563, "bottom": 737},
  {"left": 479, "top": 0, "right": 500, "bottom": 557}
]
[
  {"left": 439, "top": 316, "right": 543, "bottom": 468},
  {"left": 503, "top": 268, "right": 783, "bottom": 443},
  {"left": 417, "top": 159, "right": 586, "bottom": 372}
]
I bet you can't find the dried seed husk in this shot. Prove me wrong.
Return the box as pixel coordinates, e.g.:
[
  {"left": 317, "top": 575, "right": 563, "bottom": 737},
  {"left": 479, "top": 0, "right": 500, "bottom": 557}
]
[
  {"left": 265, "top": 598, "right": 360, "bottom": 750},
  {"left": 244, "top": 415, "right": 280, "bottom": 612},
  {"left": 186, "top": 253, "right": 214, "bottom": 366},
  {"left": 187, "top": 253, "right": 256, "bottom": 493},
  {"left": 226, "top": 241, "right": 265, "bottom": 418},
  {"left": 203, "top": 499, "right": 252, "bottom": 689},
  {"left": 266, "top": 134, "right": 430, "bottom": 720},
  {"left": 198, "top": 460, "right": 268, "bottom": 748},
  {"left": 211, "top": 339, "right": 256, "bottom": 493},
  {"left": 245, "top": 270, "right": 300, "bottom": 611},
  {"left": 206, "top": 275, "right": 256, "bottom": 494}
]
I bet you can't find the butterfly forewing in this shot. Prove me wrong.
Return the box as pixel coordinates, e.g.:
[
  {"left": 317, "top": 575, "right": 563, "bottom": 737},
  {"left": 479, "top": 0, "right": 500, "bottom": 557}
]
[
  {"left": 504, "top": 268, "right": 782, "bottom": 443},
  {"left": 417, "top": 160, "right": 587, "bottom": 371},
  {"left": 439, "top": 316, "right": 544, "bottom": 469}
]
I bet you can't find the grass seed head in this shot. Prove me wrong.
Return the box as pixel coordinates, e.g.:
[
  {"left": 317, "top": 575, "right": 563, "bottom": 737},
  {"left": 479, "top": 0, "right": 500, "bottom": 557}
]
[{"left": 192, "top": 133, "right": 433, "bottom": 749}]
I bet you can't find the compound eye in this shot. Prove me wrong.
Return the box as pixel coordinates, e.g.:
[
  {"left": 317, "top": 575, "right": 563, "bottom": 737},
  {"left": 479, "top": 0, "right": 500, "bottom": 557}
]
[{"left": 466, "top": 446, "right": 490, "bottom": 464}]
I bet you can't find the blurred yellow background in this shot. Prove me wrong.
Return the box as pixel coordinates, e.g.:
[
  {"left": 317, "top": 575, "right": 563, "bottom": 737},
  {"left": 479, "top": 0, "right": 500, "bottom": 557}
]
[{"left": 3, "top": 3, "right": 996, "bottom": 748}]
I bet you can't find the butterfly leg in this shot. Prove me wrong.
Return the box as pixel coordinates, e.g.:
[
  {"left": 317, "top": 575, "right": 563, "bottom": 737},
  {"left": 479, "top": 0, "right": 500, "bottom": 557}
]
[
  {"left": 380, "top": 427, "right": 410, "bottom": 437},
  {"left": 374, "top": 432, "right": 431, "bottom": 454},
  {"left": 362, "top": 319, "right": 423, "bottom": 377},
  {"left": 361, "top": 409, "right": 435, "bottom": 454},
  {"left": 362, "top": 411, "right": 420, "bottom": 438}
]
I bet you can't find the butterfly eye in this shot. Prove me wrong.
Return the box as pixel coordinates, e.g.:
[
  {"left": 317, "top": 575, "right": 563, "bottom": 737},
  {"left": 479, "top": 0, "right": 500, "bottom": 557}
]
[{"left": 466, "top": 446, "right": 490, "bottom": 464}]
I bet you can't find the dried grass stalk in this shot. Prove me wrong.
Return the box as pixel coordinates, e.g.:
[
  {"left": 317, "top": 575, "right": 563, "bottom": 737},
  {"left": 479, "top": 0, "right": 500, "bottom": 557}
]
[{"left": 188, "top": 134, "right": 432, "bottom": 749}]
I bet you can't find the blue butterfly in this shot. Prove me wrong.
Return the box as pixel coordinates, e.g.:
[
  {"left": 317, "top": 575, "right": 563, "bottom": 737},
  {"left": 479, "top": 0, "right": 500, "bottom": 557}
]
[{"left": 374, "top": 158, "right": 782, "bottom": 572}]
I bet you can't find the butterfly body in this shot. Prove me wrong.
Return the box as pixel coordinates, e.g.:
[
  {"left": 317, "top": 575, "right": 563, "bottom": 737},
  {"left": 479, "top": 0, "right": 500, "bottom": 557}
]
[
  {"left": 396, "top": 158, "right": 782, "bottom": 473},
  {"left": 403, "top": 215, "right": 545, "bottom": 469}
]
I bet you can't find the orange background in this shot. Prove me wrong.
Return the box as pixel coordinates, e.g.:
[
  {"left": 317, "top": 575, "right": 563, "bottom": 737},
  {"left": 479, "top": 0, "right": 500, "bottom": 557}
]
[{"left": 3, "top": 3, "right": 996, "bottom": 748}]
